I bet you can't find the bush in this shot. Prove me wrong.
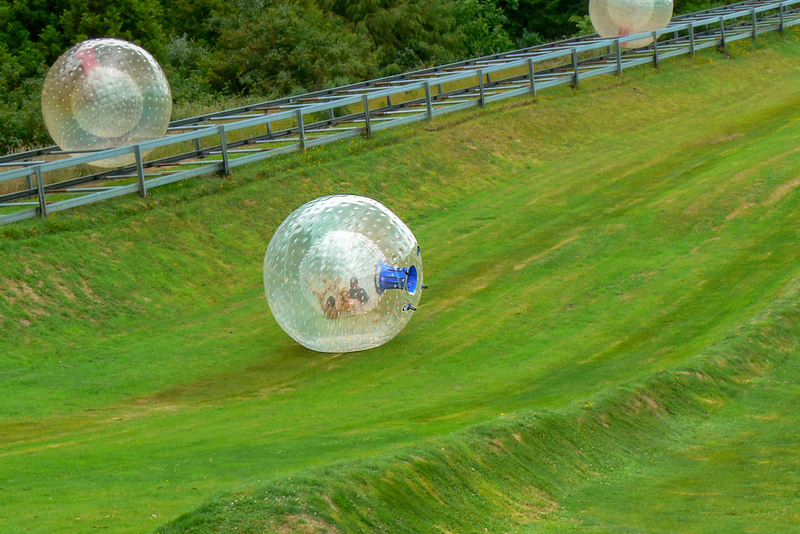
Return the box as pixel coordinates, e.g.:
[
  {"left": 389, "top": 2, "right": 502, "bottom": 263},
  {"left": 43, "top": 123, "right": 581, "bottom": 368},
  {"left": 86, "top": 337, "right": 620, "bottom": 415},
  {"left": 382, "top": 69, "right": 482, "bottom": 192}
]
[
  {"left": 164, "top": 34, "right": 216, "bottom": 104},
  {"left": 452, "top": 0, "right": 516, "bottom": 57},
  {"left": 206, "top": 0, "right": 378, "bottom": 97}
]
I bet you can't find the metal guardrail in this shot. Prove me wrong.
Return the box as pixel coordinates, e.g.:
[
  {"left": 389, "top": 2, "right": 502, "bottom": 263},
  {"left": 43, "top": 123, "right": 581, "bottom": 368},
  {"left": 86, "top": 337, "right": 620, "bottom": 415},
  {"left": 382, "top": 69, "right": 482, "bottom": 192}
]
[{"left": 1, "top": 0, "right": 798, "bottom": 226}]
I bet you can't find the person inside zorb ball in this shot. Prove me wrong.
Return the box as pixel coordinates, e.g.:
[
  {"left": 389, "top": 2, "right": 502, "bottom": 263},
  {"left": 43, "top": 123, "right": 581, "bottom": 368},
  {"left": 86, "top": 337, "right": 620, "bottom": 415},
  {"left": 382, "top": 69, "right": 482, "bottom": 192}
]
[
  {"left": 589, "top": 0, "right": 673, "bottom": 48},
  {"left": 41, "top": 38, "right": 172, "bottom": 168},
  {"left": 263, "top": 195, "right": 423, "bottom": 353}
]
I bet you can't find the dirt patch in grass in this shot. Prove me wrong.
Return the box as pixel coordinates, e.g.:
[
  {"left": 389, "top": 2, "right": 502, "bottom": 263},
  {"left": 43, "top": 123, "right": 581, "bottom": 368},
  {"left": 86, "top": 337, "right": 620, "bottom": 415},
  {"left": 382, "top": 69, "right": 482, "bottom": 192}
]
[
  {"left": 52, "top": 279, "right": 77, "bottom": 301},
  {"left": 703, "top": 133, "right": 745, "bottom": 144},
  {"left": 3, "top": 278, "right": 51, "bottom": 317},
  {"left": 764, "top": 176, "right": 800, "bottom": 206},
  {"left": 726, "top": 202, "right": 755, "bottom": 220},
  {"left": 514, "top": 234, "right": 580, "bottom": 271},
  {"left": 78, "top": 278, "right": 101, "bottom": 303},
  {"left": 277, "top": 515, "right": 341, "bottom": 534}
]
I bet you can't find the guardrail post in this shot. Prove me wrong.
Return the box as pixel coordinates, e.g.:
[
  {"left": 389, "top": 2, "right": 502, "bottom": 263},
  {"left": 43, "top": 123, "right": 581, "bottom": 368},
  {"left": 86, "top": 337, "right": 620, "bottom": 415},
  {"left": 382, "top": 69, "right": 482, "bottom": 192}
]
[
  {"left": 26, "top": 173, "right": 33, "bottom": 190},
  {"left": 527, "top": 58, "right": 537, "bottom": 96},
  {"left": 193, "top": 137, "right": 202, "bottom": 157},
  {"left": 267, "top": 121, "right": 273, "bottom": 135},
  {"left": 720, "top": 16, "right": 726, "bottom": 48},
  {"left": 477, "top": 69, "right": 486, "bottom": 107},
  {"left": 133, "top": 145, "right": 147, "bottom": 197},
  {"left": 751, "top": 9, "right": 758, "bottom": 38},
  {"left": 437, "top": 83, "right": 444, "bottom": 95},
  {"left": 653, "top": 32, "right": 659, "bottom": 66},
  {"left": 615, "top": 39, "right": 622, "bottom": 74},
  {"left": 424, "top": 81, "right": 433, "bottom": 120},
  {"left": 688, "top": 22, "right": 695, "bottom": 55},
  {"left": 34, "top": 165, "right": 47, "bottom": 218},
  {"left": 387, "top": 94, "right": 393, "bottom": 106},
  {"left": 362, "top": 95, "right": 372, "bottom": 138},
  {"left": 296, "top": 109, "right": 306, "bottom": 149},
  {"left": 218, "top": 125, "right": 231, "bottom": 176},
  {"left": 572, "top": 48, "right": 580, "bottom": 85},
  {"left": 780, "top": 3, "right": 785, "bottom": 31}
]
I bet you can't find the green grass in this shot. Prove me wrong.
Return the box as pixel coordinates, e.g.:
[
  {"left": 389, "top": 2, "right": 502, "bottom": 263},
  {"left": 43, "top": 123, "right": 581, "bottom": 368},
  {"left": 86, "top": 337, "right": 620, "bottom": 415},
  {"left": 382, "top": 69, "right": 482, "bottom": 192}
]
[
  {"left": 1, "top": 30, "right": 800, "bottom": 533},
  {"left": 519, "top": 341, "right": 800, "bottom": 533},
  {"left": 159, "top": 292, "right": 800, "bottom": 534}
]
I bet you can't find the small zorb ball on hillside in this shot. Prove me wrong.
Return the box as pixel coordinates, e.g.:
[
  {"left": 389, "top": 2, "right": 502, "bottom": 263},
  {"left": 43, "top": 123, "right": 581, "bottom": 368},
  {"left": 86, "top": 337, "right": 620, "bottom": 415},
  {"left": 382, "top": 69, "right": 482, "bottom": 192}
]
[
  {"left": 263, "top": 195, "right": 423, "bottom": 353},
  {"left": 41, "top": 38, "right": 172, "bottom": 168},
  {"left": 589, "top": 0, "right": 673, "bottom": 48}
]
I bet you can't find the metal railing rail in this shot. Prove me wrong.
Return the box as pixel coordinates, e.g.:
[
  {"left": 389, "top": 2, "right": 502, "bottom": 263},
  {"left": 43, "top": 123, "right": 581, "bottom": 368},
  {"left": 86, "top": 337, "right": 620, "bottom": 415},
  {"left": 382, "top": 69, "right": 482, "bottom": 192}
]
[{"left": 1, "top": 0, "right": 798, "bottom": 226}]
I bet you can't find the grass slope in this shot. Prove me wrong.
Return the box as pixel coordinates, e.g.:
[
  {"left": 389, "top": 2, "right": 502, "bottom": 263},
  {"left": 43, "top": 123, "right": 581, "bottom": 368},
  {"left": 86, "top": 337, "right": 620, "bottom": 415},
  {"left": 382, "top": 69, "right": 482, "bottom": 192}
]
[
  {"left": 520, "top": 348, "right": 800, "bottom": 533},
  {"left": 0, "top": 30, "right": 799, "bottom": 533},
  {"left": 164, "top": 284, "right": 800, "bottom": 534}
]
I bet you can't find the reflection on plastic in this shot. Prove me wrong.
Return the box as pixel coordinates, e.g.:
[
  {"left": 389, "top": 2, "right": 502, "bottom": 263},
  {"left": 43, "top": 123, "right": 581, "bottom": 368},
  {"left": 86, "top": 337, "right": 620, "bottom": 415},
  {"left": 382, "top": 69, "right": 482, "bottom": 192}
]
[
  {"left": 41, "top": 38, "right": 172, "bottom": 168},
  {"left": 263, "top": 195, "right": 424, "bottom": 353},
  {"left": 589, "top": 0, "right": 673, "bottom": 48}
]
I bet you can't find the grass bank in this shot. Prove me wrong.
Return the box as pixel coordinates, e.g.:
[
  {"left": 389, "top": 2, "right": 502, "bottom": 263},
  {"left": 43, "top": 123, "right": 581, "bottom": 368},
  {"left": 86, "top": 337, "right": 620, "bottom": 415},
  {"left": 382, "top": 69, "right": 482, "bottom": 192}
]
[
  {"left": 522, "top": 335, "right": 800, "bottom": 533},
  {"left": 163, "top": 280, "right": 800, "bottom": 533},
  {"left": 0, "top": 29, "right": 799, "bottom": 533}
]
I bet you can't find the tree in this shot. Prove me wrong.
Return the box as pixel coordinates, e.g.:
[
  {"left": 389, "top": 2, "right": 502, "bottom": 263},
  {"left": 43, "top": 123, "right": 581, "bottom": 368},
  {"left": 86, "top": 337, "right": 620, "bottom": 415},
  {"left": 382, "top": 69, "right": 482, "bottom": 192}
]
[
  {"left": 207, "top": 0, "right": 378, "bottom": 96},
  {"left": 498, "top": 0, "right": 585, "bottom": 41},
  {"left": 452, "top": 0, "right": 515, "bottom": 57},
  {"left": 159, "top": 0, "right": 225, "bottom": 43},
  {"left": 60, "top": 0, "right": 168, "bottom": 59},
  {"left": 319, "top": 0, "right": 458, "bottom": 68}
]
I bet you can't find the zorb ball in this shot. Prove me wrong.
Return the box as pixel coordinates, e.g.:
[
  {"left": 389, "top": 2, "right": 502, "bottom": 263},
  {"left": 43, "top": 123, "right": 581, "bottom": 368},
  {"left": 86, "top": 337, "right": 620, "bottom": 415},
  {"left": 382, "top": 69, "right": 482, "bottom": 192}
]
[
  {"left": 589, "top": 0, "right": 673, "bottom": 48},
  {"left": 41, "top": 38, "right": 172, "bottom": 168},
  {"left": 264, "top": 195, "right": 423, "bottom": 353},
  {"left": 645, "top": 0, "right": 674, "bottom": 38}
]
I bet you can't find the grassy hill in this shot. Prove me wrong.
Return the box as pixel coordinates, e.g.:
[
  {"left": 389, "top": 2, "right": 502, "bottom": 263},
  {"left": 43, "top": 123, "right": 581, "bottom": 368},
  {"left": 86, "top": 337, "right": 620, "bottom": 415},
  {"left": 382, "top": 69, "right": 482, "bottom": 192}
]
[{"left": 1, "top": 29, "right": 800, "bottom": 533}]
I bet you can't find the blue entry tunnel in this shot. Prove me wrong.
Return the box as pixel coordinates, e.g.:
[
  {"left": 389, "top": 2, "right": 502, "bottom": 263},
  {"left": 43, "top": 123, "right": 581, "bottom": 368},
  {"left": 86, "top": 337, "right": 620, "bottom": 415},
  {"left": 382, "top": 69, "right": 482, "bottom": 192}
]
[{"left": 376, "top": 264, "right": 418, "bottom": 295}]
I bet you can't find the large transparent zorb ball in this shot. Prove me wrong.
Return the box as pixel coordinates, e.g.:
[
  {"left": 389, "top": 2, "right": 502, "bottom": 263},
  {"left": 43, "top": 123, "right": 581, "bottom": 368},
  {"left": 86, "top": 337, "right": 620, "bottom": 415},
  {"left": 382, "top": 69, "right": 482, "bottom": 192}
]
[
  {"left": 264, "top": 195, "right": 423, "bottom": 353},
  {"left": 589, "top": 0, "right": 673, "bottom": 48},
  {"left": 41, "top": 38, "right": 172, "bottom": 168}
]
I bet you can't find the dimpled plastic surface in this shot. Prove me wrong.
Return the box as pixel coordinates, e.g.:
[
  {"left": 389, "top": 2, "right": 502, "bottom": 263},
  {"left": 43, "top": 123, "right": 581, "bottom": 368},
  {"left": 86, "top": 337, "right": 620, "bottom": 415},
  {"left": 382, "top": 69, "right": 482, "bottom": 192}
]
[
  {"left": 589, "top": 0, "right": 673, "bottom": 48},
  {"left": 264, "top": 195, "right": 423, "bottom": 353},
  {"left": 41, "top": 38, "right": 172, "bottom": 168}
]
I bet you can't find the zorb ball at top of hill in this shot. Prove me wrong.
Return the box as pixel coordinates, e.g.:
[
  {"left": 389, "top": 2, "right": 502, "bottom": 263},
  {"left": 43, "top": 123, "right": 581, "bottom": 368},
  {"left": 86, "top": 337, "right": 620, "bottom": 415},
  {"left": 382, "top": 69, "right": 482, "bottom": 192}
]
[
  {"left": 589, "top": 0, "right": 673, "bottom": 48},
  {"left": 41, "top": 38, "right": 172, "bottom": 168},
  {"left": 263, "top": 195, "right": 423, "bottom": 353}
]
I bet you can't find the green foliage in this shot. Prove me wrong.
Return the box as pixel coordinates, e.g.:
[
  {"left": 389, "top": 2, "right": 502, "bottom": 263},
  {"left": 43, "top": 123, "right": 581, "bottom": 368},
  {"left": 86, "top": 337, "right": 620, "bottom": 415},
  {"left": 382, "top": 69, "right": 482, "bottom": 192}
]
[
  {"left": 205, "top": 0, "right": 378, "bottom": 96},
  {"left": 319, "top": 0, "right": 458, "bottom": 69},
  {"left": 0, "top": 0, "right": 71, "bottom": 65},
  {"left": 163, "top": 34, "right": 216, "bottom": 104},
  {"left": 0, "top": 0, "right": 67, "bottom": 152},
  {"left": 674, "top": 0, "right": 735, "bottom": 13},
  {"left": 159, "top": 0, "right": 224, "bottom": 44},
  {"left": 0, "top": 46, "right": 50, "bottom": 151},
  {"left": 515, "top": 28, "right": 546, "bottom": 48},
  {"left": 499, "top": 0, "right": 585, "bottom": 41},
  {"left": 452, "top": 0, "right": 516, "bottom": 57},
  {"left": 569, "top": 14, "right": 596, "bottom": 36},
  {"left": 59, "top": 0, "right": 167, "bottom": 59}
]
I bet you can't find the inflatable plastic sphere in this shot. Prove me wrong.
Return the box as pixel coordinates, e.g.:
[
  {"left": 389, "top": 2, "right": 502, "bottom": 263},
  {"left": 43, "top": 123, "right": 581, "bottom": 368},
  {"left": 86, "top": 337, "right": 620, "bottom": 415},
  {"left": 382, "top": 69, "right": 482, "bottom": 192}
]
[
  {"left": 41, "top": 38, "right": 172, "bottom": 168},
  {"left": 264, "top": 195, "right": 423, "bottom": 353},
  {"left": 589, "top": 0, "right": 673, "bottom": 48}
]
